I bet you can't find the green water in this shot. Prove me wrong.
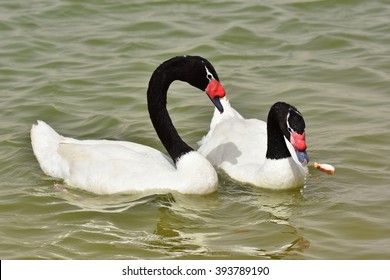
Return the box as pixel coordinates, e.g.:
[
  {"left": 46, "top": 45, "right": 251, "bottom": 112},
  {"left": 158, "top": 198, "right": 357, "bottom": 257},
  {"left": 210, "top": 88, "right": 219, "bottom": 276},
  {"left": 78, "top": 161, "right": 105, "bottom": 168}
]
[{"left": 1, "top": 0, "right": 389, "bottom": 259}]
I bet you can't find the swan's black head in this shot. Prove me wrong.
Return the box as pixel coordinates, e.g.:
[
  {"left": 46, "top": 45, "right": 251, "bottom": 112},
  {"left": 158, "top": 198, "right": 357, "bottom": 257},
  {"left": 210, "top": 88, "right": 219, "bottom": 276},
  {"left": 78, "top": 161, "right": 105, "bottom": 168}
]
[
  {"left": 270, "top": 102, "right": 309, "bottom": 165},
  {"left": 162, "top": 56, "right": 226, "bottom": 113}
]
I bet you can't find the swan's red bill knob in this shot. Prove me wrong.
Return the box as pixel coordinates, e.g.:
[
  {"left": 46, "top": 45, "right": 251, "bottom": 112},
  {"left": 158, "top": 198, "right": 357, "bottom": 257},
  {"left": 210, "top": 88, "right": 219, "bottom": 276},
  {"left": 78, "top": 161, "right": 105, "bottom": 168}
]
[
  {"left": 291, "top": 131, "right": 309, "bottom": 165},
  {"left": 291, "top": 131, "right": 307, "bottom": 151},
  {"left": 206, "top": 80, "right": 225, "bottom": 113}
]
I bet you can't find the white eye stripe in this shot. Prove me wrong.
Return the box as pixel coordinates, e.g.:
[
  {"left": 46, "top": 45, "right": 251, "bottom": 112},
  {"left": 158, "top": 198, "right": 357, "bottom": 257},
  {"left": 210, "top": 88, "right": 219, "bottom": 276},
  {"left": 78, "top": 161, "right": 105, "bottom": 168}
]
[
  {"left": 286, "top": 111, "right": 293, "bottom": 133},
  {"left": 287, "top": 109, "right": 305, "bottom": 134},
  {"left": 289, "top": 107, "right": 302, "bottom": 117},
  {"left": 205, "top": 66, "right": 214, "bottom": 81}
]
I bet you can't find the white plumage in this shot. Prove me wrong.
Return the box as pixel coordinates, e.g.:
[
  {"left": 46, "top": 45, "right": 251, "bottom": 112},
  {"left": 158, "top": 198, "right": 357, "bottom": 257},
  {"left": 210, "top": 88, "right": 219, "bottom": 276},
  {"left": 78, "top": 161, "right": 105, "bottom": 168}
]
[{"left": 31, "top": 120, "right": 218, "bottom": 194}]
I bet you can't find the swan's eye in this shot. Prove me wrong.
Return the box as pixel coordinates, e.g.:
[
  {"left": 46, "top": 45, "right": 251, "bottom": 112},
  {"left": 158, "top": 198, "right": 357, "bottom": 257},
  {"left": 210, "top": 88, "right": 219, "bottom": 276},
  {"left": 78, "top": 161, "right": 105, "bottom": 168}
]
[{"left": 204, "top": 66, "right": 214, "bottom": 81}]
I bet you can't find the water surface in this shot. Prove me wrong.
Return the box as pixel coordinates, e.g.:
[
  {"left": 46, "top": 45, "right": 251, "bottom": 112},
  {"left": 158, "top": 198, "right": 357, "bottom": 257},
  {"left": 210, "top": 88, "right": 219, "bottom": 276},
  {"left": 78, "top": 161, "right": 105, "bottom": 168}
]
[{"left": 1, "top": 0, "right": 389, "bottom": 259}]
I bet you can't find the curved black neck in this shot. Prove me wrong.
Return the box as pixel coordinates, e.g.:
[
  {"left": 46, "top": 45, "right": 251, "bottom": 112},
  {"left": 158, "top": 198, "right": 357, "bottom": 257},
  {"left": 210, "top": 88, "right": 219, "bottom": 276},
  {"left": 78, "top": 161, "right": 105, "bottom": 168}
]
[
  {"left": 147, "top": 62, "right": 194, "bottom": 164},
  {"left": 265, "top": 105, "right": 291, "bottom": 160}
]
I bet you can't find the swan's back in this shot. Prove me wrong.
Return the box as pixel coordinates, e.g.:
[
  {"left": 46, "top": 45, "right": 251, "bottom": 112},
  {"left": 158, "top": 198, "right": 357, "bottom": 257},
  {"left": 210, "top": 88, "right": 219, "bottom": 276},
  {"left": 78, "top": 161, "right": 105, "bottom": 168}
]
[
  {"left": 199, "top": 116, "right": 268, "bottom": 171},
  {"left": 31, "top": 121, "right": 218, "bottom": 194},
  {"left": 31, "top": 121, "right": 175, "bottom": 194}
]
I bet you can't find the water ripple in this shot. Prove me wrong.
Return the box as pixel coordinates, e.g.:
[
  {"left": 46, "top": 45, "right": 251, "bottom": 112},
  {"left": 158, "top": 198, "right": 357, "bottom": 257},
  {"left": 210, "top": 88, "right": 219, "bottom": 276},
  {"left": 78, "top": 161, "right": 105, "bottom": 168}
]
[{"left": 1, "top": 0, "right": 389, "bottom": 259}]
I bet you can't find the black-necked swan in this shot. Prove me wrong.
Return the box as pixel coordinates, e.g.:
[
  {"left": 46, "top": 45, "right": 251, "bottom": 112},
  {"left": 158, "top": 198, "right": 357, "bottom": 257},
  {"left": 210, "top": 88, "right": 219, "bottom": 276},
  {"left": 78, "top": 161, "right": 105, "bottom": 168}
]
[
  {"left": 198, "top": 99, "right": 309, "bottom": 190},
  {"left": 31, "top": 56, "right": 226, "bottom": 195}
]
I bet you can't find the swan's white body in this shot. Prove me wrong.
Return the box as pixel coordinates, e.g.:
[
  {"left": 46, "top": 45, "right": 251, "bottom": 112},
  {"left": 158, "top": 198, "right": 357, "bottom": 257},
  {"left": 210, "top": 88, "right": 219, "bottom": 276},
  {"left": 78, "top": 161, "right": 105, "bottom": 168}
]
[
  {"left": 31, "top": 121, "right": 218, "bottom": 195},
  {"left": 198, "top": 98, "right": 307, "bottom": 190}
]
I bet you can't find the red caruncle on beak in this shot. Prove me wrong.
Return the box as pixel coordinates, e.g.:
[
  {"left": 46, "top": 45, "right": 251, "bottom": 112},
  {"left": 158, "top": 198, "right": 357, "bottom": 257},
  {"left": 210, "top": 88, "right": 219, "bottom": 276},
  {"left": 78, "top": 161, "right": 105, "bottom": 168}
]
[
  {"left": 290, "top": 131, "right": 307, "bottom": 151},
  {"left": 206, "top": 80, "right": 225, "bottom": 99}
]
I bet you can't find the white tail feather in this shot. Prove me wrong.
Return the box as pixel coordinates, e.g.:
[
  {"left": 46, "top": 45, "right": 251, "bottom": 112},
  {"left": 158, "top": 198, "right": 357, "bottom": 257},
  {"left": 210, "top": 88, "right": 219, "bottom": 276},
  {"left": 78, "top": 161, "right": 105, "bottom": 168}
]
[{"left": 30, "top": 121, "right": 69, "bottom": 179}]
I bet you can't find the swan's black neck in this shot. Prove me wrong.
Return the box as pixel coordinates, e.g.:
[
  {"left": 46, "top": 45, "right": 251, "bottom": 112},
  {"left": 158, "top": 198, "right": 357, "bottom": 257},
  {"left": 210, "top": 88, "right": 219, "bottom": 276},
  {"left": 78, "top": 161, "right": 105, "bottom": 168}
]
[
  {"left": 265, "top": 102, "right": 292, "bottom": 160},
  {"left": 147, "top": 57, "right": 202, "bottom": 164}
]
